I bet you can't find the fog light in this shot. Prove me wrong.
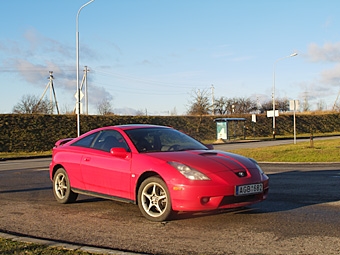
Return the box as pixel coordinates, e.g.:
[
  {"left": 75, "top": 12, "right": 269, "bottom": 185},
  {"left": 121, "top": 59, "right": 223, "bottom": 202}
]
[
  {"left": 236, "top": 171, "right": 247, "bottom": 177},
  {"left": 201, "top": 197, "right": 210, "bottom": 204}
]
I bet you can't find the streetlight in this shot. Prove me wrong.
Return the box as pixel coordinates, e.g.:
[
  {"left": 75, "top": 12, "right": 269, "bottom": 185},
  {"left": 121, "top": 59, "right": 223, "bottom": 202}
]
[
  {"left": 76, "top": 0, "right": 95, "bottom": 137},
  {"left": 272, "top": 52, "right": 298, "bottom": 139}
]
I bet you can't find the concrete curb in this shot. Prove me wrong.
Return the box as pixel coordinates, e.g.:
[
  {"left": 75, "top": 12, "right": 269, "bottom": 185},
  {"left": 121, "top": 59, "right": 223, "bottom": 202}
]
[{"left": 0, "top": 232, "right": 148, "bottom": 255}]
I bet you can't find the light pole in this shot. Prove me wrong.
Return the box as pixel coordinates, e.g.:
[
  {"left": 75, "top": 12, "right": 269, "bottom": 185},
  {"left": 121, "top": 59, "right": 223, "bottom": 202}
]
[
  {"left": 272, "top": 52, "right": 298, "bottom": 139},
  {"left": 76, "top": 0, "right": 94, "bottom": 137}
]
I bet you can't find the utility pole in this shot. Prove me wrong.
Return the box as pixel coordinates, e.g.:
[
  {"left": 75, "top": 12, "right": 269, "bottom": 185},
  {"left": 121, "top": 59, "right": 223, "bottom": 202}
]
[
  {"left": 303, "top": 91, "right": 309, "bottom": 112},
  {"left": 80, "top": 66, "right": 90, "bottom": 115},
  {"left": 37, "top": 71, "right": 59, "bottom": 114},
  {"left": 333, "top": 88, "right": 340, "bottom": 111},
  {"left": 211, "top": 84, "right": 214, "bottom": 115}
]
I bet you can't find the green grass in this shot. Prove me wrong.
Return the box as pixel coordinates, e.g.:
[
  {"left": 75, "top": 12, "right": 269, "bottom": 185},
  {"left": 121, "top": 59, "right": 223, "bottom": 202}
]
[
  {"left": 0, "top": 238, "right": 94, "bottom": 255},
  {"left": 0, "top": 151, "right": 51, "bottom": 159},
  {"left": 228, "top": 138, "right": 340, "bottom": 162}
]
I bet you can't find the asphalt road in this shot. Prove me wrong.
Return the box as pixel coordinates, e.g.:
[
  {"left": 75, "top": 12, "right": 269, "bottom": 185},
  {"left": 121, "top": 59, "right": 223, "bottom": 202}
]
[{"left": 0, "top": 143, "right": 340, "bottom": 254}]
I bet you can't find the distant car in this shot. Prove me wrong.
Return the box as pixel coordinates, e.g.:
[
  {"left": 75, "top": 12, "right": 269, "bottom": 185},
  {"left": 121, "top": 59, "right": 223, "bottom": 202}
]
[{"left": 49, "top": 124, "right": 269, "bottom": 221}]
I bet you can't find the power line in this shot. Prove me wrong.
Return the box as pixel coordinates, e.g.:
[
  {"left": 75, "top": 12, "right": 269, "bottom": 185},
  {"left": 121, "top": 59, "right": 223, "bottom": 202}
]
[{"left": 93, "top": 69, "right": 204, "bottom": 89}]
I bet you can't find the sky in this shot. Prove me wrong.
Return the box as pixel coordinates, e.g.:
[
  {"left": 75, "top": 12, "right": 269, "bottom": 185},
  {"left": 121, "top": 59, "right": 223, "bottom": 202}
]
[{"left": 1, "top": 0, "right": 340, "bottom": 115}]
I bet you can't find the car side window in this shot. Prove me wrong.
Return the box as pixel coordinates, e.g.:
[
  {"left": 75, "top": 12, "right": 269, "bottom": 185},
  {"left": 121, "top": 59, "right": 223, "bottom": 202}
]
[
  {"left": 71, "top": 132, "right": 99, "bottom": 148},
  {"left": 92, "top": 130, "right": 129, "bottom": 152}
]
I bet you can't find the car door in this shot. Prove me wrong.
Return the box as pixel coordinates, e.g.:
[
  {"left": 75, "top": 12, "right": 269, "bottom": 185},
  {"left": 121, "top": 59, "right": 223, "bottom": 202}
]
[
  {"left": 80, "top": 130, "right": 132, "bottom": 199},
  {"left": 67, "top": 131, "right": 100, "bottom": 190}
]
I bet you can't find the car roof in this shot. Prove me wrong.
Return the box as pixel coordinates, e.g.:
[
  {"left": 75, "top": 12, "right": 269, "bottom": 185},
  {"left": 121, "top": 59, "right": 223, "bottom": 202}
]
[{"left": 100, "top": 124, "right": 171, "bottom": 131}]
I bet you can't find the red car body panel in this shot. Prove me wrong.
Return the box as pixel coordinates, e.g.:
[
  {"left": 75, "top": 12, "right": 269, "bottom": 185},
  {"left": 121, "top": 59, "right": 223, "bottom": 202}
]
[
  {"left": 134, "top": 150, "right": 268, "bottom": 211},
  {"left": 50, "top": 125, "right": 269, "bottom": 213}
]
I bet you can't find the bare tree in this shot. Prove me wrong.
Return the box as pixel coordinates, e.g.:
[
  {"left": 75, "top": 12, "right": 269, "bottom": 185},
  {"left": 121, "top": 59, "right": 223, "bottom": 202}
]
[
  {"left": 97, "top": 98, "right": 114, "bottom": 115},
  {"left": 214, "top": 97, "right": 257, "bottom": 115},
  {"left": 316, "top": 100, "right": 326, "bottom": 111},
  {"left": 333, "top": 104, "right": 340, "bottom": 112},
  {"left": 135, "top": 109, "right": 146, "bottom": 116},
  {"left": 259, "top": 100, "right": 272, "bottom": 113},
  {"left": 276, "top": 98, "right": 290, "bottom": 112},
  {"left": 60, "top": 104, "right": 74, "bottom": 115},
  {"left": 12, "top": 94, "right": 52, "bottom": 114},
  {"left": 260, "top": 98, "right": 289, "bottom": 113},
  {"left": 187, "top": 89, "right": 211, "bottom": 115},
  {"left": 170, "top": 107, "right": 178, "bottom": 116},
  {"left": 233, "top": 97, "right": 257, "bottom": 114},
  {"left": 213, "top": 96, "right": 228, "bottom": 115},
  {"left": 301, "top": 95, "right": 311, "bottom": 112}
]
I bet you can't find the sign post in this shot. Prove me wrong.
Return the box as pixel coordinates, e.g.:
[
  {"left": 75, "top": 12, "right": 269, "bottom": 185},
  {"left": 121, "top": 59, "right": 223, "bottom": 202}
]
[
  {"left": 290, "top": 100, "right": 299, "bottom": 144},
  {"left": 251, "top": 114, "right": 256, "bottom": 139}
]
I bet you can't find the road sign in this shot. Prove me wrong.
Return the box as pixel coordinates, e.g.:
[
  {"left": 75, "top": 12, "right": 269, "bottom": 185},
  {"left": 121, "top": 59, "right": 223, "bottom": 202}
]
[
  {"left": 289, "top": 100, "right": 300, "bottom": 111},
  {"left": 267, "top": 110, "right": 279, "bottom": 117},
  {"left": 74, "top": 90, "right": 84, "bottom": 101},
  {"left": 252, "top": 114, "right": 256, "bottom": 123}
]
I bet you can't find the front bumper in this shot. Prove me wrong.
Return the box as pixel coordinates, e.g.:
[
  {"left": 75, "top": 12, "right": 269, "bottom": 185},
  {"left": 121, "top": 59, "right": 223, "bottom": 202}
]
[{"left": 169, "top": 180, "right": 269, "bottom": 212}]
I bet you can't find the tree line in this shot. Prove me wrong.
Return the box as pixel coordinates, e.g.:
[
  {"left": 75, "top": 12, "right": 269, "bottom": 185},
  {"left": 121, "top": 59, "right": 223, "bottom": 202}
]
[
  {"left": 10, "top": 90, "right": 340, "bottom": 116},
  {"left": 186, "top": 89, "right": 290, "bottom": 115},
  {"left": 11, "top": 94, "right": 114, "bottom": 115}
]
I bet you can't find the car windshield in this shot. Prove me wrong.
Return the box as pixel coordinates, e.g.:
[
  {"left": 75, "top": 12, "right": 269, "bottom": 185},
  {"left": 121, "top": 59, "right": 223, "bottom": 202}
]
[{"left": 125, "top": 127, "right": 208, "bottom": 153}]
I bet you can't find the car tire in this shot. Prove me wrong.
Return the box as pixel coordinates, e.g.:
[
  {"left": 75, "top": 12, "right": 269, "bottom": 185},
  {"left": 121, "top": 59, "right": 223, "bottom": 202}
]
[
  {"left": 53, "top": 168, "right": 78, "bottom": 204},
  {"left": 138, "top": 177, "right": 172, "bottom": 222}
]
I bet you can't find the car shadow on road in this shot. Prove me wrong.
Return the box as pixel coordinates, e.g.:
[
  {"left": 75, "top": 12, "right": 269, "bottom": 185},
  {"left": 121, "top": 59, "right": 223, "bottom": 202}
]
[
  {"left": 0, "top": 186, "right": 51, "bottom": 194},
  {"left": 48, "top": 169, "right": 340, "bottom": 221},
  {"left": 172, "top": 169, "right": 340, "bottom": 220},
  {"left": 238, "top": 169, "right": 340, "bottom": 214}
]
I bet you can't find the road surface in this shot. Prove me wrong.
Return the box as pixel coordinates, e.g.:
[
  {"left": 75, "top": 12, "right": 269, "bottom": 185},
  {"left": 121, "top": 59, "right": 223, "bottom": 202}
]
[{"left": 0, "top": 142, "right": 340, "bottom": 254}]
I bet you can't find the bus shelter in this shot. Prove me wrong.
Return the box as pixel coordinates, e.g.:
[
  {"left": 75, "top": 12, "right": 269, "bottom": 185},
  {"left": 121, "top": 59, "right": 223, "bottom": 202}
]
[{"left": 214, "top": 118, "right": 246, "bottom": 140}]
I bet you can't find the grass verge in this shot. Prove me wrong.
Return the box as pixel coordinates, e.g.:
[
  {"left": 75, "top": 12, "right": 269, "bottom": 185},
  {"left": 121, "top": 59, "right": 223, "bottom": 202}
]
[
  {"left": 0, "top": 237, "right": 94, "bottom": 255},
  {"left": 0, "top": 151, "right": 51, "bottom": 159},
  {"left": 228, "top": 138, "right": 340, "bottom": 162}
]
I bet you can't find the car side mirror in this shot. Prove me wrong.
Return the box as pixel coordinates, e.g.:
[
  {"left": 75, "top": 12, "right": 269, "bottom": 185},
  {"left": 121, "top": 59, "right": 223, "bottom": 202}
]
[
  {"left": 110, "top": 147, "right": 130, "bottom": 159},
  {"left": 205, "top": 144, "right": 214, "bottom": 150}
]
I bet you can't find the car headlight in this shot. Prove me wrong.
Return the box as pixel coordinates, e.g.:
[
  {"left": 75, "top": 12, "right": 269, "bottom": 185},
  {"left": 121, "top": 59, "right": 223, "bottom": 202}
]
[
  {"left": 249, "top": 158, "right": 264, "bottom": 174},
  {"left": 168, "top": 161, "right": 210, "bottom": 180}
]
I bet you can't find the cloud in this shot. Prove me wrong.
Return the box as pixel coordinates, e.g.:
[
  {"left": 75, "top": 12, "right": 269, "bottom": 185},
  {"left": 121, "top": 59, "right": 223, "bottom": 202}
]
[
  {"left": 320, "top": 64, "right": 340, "bottom": 86},
  {"left": 296, "top": 80, "right": 338, "bottom": 111},
  {"left": 89, "top": 86, "right": 114, "bottom": 106},
  {"left": 6, "top": 59, "right": 48, "bottom": 85},
  {"left": 305, "top": 41, "right": 340, "bottom": 93},
  {"left": 0, "top": 27, "right": 114, "bottom": 110},
  {"left": 322, "top": 16, "right": 333, "bottom": 29},
  {"left": 4, "top": 58, "right": 72, "bottom": 88},
  {"left": 113, "top": 107, "right": 138, "bottom": 115},
  {"left": 23, "top": 27, "right": 73, "bottom": 59},
  {"left": 307, "top": 42, "right": 340, "bottom": 62},
  {"left": 23, "top": 28, "right": 41, "bottom": 52},
  {"left": 0, "top": 39, "right": 22, "bottom": 56}
]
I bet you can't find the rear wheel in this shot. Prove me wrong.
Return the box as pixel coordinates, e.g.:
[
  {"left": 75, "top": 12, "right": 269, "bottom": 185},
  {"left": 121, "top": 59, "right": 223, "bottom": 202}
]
[
  {"left": 53, "top": 168, "right": 78, "bottom": 204},
  {"left": 138, "top": 177, "right": 172, "bottom": 222}
]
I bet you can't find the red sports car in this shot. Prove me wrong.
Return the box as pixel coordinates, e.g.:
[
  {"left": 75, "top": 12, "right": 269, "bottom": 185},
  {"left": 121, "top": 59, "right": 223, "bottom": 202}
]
[{"left": 49, "top": 124, "right": 269, "bottom": 221}]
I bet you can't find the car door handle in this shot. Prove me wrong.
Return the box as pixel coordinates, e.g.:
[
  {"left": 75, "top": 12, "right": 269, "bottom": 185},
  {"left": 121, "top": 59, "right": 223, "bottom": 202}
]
[{"left": 83, "top": 157, "right": 91, "bottom": 161}]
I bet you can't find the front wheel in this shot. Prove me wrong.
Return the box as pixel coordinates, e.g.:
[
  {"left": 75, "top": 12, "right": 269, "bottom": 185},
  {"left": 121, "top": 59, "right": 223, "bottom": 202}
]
[
  {"left": 138, "top": 177, "right": 172, "bottom": 222},
  {"left": 53, "top": 168, "right": 78, "bottom": 204}
]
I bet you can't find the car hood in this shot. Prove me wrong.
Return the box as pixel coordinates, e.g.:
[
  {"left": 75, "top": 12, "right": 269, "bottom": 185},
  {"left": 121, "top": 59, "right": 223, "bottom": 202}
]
[{"left": 148, "top": 150, "right": 256, "bottom": 173}]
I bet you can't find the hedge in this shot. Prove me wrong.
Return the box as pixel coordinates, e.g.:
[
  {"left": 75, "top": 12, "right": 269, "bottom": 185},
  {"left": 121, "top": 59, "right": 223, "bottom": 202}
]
[{"left": 0, "top": 113, "right": 339, "bottom": 152}]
